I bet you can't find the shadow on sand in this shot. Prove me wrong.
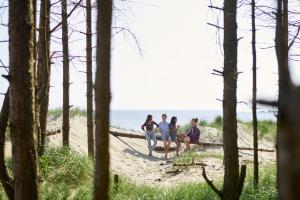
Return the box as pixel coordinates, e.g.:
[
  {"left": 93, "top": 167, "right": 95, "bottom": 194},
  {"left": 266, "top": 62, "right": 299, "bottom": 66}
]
[{"left": 115, "top": 136, "right": 161, "bottom": 161}]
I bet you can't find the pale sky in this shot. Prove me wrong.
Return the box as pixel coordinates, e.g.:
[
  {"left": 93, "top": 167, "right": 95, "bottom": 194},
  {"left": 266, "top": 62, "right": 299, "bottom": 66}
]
[{"left": 0, "top": 0, "right": 300, "bottom": 111}]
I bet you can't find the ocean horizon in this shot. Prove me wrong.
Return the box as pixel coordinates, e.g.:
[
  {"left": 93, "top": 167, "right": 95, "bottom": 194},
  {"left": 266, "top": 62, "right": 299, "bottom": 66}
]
[{"left": 110, "top": 109, "right": 276, "bottom": 131}]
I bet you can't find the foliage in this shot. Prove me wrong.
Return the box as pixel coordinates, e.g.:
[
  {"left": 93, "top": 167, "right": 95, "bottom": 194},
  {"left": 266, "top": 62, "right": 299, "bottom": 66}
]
[
  {"left": 241, "top": 165, "right": 277, "bottom": 199},
  {"left": 48, "top": 108, "right": 87, "bottom": 120},
  {"left": 240, "top": 120, "right": 277, "bottom": 141},
  {"left": 209, "top": 115, "right": 223, "bottom": 129}
]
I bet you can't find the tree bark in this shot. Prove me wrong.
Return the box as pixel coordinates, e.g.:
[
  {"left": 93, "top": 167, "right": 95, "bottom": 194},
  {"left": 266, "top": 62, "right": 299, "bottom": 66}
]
[
  {"left": 62, "top": 0, "right": 70, "bottom": 147},
  {"left": 86, "top": 0, "right": 94, "bottom": 158},
  {"left": 0, "top": 89, "right": 14, "bottom": 200},
  {"left": 8, "top": 0, "right": 39, "bottom": 198},
  {"left": 94, "top": 0, "right": 113, "bottom": 199},
  {"left": 275, "top": 0, "right": 300, "bottom": 198},
  {"left": 222, "top": 0, "right": 239, "bottom": 199},
  {"left": 251, "top": 0, "right": 259, "bottom": 188},
  {"left": 37, "top": 0, "right": 51, "bottom": 155}
]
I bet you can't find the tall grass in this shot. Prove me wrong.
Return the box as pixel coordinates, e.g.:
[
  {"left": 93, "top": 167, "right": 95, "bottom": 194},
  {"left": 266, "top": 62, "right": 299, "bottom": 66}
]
[
  {"left": 48, "top": 107, "right": 87, "bottom": 120},
  {"left": 240, "top": 120, "right": 276, "bottom": 141},
  {"left": 0, "top": 148, "right": 277, "bottom": 200}
]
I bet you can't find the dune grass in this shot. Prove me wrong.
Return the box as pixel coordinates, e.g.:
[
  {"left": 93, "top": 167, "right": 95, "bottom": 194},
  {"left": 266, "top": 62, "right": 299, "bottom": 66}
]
[
  {"left": 48, "top": 107, "right": 87, "bottom": 120},
  {"left": 240, "top": 120, "right": 277, "bottom": 141},
  {"left": 179, "top": 115, "right": 276, "bottom": 141},
  {"left": 0, "top": 148, "right": 277, "bottom": 200}
]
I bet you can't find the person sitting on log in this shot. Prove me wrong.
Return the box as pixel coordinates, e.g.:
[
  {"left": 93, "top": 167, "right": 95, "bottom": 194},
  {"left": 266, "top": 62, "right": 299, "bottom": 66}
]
[
  {"left": 178, "top": 118, "right": 200, "bottom": 151},
  {"left": 141, "top": 114, "right": 159, "bottom": 157}
]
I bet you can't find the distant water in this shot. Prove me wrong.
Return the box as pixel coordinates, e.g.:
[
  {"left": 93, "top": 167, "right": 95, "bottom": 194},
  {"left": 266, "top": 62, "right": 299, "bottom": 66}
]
[{"left": 110, "top": 110, "right": 276, "bottom": 131}]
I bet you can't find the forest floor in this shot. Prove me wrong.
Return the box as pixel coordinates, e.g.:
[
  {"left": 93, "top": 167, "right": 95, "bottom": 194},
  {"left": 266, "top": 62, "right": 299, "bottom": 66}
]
[{"left": 5, "top": 116, "right": 276, "bottom": 187}]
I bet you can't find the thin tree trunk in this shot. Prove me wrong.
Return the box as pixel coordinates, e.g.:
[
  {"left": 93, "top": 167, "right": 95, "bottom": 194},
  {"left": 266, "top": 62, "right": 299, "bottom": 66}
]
[
  {"left": 0, "top": 89, "right": 14, "bottom": 200},
  {"left": 62, "top": 0, "right": 70, "bottom": 147},
  {"left": 275, "top": 0, "right": 284, "bottom": 193},
  {"left": 86, "top": 0, "right": 94, "bottom": 158},
  {"left": 37, "top": 0, "right": 51, "bottom": 155},
  {"left": 222, "top": 0, "right": 239, "bottom": 199},
  {"left": 8, "top": 0, "right": 39, "bottom": 198},
  {"left": 251, "top": 0, "right": 259, "bottom": 188},
  {"left": 94, "top": 0, "right": 113, "bottom": 199}
]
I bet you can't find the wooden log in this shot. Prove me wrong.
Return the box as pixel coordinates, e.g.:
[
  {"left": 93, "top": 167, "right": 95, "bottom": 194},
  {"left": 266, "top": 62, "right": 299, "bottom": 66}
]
[
  {"left": 110, "top": 131, "right": 275, "bottom": 152},
  {"left": 44, "top": 130, "right": 275, "bottom": 152},
  {"left": 173, "top": 162, "right": 207, "bottom": 167},
  {"left": 46, "top": 129, "right": 61, "bottom": 136}
]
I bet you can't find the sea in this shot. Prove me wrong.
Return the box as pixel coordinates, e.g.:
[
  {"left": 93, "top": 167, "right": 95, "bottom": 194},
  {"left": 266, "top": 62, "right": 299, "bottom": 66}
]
[{"left": 110, "top": 110, "right": 276, "bottom": 131}]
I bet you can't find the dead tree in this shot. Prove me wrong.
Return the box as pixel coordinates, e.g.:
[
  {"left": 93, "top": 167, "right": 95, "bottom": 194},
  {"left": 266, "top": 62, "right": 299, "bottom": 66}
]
[
  {"left": 37, "top": 0, "right": 51, "bottom": 155},
  {"left": 62, "top": 0, "right": 70, "bottom": 147},
  {"left": 94, "top": 0, "right": 113, "bottom": 199},
  {"left": 203, "top": 0, "right": 247, "bottom": 199},
  {"left": 0, "top": 89, "right": 14, "bottom": 200},
  {"left": 86, "top": 0, "right": 94, "bottom": 158},
  {"left": 251, "top": 0, "right": 259, "bottom": 188},
  {"left": 8, "top": 0, "right": 39, "bottom": 198}
]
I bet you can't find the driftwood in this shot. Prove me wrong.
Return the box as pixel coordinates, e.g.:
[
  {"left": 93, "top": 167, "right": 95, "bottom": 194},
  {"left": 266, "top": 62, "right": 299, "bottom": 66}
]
[
  {"left": 166, "top": 169, "right": 182, "bottom": 174},
  {"left": 202, "top": 164, "right": 247, "bottom": 199},
  {"left": 154, "top": 146, "right": 176, "bottom": 152},
  {"left": 202, "top": 166, "right": 223, "bottom": 198},
  {"left": 173, "top": 162, "right": 207, "bottom": 167},
  {"left": 46, "top": 129, "right": 61, "bottom": 136},
  {"left": 45, "top": 130, "right": 275, "bottom": 153},
  {"left": 110, "top": 131, "right": 275, "bottom": 153}
]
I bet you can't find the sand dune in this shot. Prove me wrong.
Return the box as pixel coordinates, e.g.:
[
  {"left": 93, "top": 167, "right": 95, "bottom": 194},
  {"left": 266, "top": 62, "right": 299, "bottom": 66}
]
[{"left": 5, "top": 116, "right": 276, "bottom": 186}]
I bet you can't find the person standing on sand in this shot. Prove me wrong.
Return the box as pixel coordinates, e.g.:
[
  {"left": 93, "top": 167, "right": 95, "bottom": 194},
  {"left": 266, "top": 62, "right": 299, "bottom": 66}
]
[
  {"left": 159, "top": 114, "right": 171, "bottom": 160},
  {"left": 141, "top": 115, "right": 159, "bottom": 157},
  {"left": 169, "top": 116, "right": 180, "bottom": 156},
  {"left": 178, "top": 118, "right": 200, "bottom": 151}
]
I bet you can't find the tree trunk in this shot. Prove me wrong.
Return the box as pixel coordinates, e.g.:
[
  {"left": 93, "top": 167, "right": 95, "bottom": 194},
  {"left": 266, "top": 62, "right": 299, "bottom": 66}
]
[
  {"left": 0, "top": 89, "right": 14, "bottom": 200},
  {"left": 8, "top": 0, "right": 39, "bottom": 198},
  {"left": 251, "top": 0, "right": 259, "bottom": 188},
  {"left": 94, "top": 0, "right": 113, "bottom": 199},
  {"left": 275, "top": 0, "right": 300, "bottom": 198},
  {"left": 86, "top": 0, "right": 94, "bottom": 158},
  {"left": 222, "top": 0, "right": 239, "bottom": 199},
  {"left": 62, "top": 0, "right": 70, "bottom": 147},
  {"left": 275, "top": 0, "right": 284, "bottom": 193},
  {"left": 37, "top": 0, "right": 51, "bottom": 155}
]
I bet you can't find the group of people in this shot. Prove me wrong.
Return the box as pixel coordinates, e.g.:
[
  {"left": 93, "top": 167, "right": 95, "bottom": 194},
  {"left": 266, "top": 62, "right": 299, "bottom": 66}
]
[{"left": 141, "top": 114, "right": 201, "bottom": 160}]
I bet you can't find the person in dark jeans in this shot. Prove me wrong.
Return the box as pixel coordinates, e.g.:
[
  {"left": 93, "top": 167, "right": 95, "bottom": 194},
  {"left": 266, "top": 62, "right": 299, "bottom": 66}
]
[{"left": 141, "top": 114, "right": 159, "bottom": 157}]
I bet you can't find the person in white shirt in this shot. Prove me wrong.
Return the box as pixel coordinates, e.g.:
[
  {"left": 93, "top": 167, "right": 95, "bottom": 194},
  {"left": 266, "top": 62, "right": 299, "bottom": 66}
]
[{"left": 159, "top": 114, "right": 170, "bottom": 160}]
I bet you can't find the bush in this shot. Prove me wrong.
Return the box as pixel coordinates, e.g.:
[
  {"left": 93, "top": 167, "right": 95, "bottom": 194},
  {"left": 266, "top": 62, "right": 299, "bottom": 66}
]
[
  {"left": 48, "top": 108, "right": 87, "bottom": 120},
  {"left": 210, "top": 115, "right": 223, "bottom": 129}
]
